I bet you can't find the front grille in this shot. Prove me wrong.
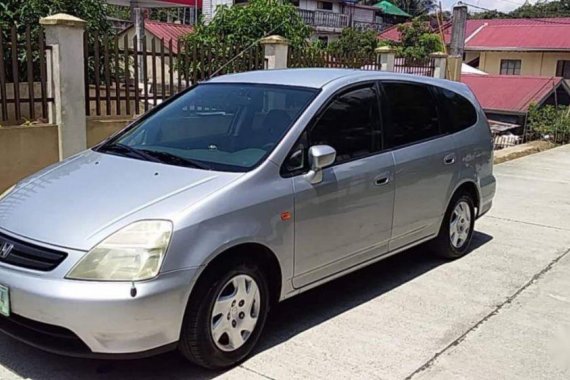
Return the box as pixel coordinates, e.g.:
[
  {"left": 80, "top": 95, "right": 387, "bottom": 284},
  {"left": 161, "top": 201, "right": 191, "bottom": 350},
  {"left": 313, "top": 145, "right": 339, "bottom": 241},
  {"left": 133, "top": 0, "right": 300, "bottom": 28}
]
[{"left": 0, "top": 232, "right": 67, "bottom": 271}]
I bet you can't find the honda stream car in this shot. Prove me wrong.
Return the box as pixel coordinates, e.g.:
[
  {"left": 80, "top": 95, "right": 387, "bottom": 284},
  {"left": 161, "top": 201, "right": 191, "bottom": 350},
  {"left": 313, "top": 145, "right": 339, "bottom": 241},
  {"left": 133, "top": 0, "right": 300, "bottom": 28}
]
[{"left": 0, "top": 69, "right": 495, "bottom": 369}]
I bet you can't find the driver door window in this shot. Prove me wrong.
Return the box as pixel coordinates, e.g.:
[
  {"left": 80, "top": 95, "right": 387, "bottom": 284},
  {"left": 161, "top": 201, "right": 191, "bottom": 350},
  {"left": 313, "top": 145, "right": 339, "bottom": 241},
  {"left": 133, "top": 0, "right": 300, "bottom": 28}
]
[{"left": 309, "top": 86, "right": 381, "bottom": 164}]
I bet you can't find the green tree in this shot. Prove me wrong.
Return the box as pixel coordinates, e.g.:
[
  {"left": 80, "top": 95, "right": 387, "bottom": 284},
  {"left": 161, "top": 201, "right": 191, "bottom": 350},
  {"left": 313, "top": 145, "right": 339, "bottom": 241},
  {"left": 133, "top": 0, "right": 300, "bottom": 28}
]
[
  {"left": 1, "top": 0, "right": 113, "bottom": 80},
  {"left": 510, "top": 0, "right": 570, "bottom": 18},
  {"left": 469, "top": 0, "right": 570, "bottom": 19},
  {"left": 382, "top": 19, "right": 444, "bottom": 60},
  {"left": 182, "top": 0, "right": 310, "bottom": 48},
  {"left": 177, "top": 0, "right": 310, "bottom": 77},
  {"left": 527, "top": 104, "right": 570, "bottom": 144},
  {"left": 327, "top": 28, "right": 379, "bottom": 57},
  {"left": 0, "top": 0, "right": 111, "bottom": 35}
]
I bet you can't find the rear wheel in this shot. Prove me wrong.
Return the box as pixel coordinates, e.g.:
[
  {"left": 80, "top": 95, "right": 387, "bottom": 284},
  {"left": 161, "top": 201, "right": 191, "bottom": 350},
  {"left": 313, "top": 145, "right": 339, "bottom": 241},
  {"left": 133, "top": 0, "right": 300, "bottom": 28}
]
[
  {"left": 179, "top": 260, "right": 269, "bottom": 369},
  {"left": 431, "top": 193, "right": 475, "bottom": 259}
]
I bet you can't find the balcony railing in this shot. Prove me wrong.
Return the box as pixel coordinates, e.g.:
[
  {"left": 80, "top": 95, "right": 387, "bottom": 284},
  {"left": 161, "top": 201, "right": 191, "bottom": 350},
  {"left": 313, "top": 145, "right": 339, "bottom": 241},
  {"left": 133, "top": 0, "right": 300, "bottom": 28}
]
[
  {"left": 297, "top": 9, "right": 349, "bottom": 29},
  {"left": 297, "top": 9, "right": 385, "bottom": 31},
  {"left": 352, "top": 20, "right": 385, "bottom": 32}
]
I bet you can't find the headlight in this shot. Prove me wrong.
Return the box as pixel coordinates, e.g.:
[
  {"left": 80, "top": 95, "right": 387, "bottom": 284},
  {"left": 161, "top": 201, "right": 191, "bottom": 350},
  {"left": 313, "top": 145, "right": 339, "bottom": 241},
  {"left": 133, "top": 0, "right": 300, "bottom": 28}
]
[
  {"left": 67, "top": 220, "right": 173, "bottom": 281},
  {"left": 0, "top": 185, "right": 15, "bottom": 201}
]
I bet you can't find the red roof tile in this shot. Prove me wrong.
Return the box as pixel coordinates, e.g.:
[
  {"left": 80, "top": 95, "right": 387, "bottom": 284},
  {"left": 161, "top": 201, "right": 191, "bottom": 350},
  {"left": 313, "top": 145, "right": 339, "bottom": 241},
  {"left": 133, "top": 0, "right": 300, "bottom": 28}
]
[
  {"left": 461, "top": 74, "right": 563, "bottom": 113},
  {"left": 379, "top": 18, "right": 570, "bottom": 51},
  {"left": 144, "top": 21, "right": 193, "bottom": 53},
  {"left": 466, "top": 25, "right": 570, "bottom": 50}
]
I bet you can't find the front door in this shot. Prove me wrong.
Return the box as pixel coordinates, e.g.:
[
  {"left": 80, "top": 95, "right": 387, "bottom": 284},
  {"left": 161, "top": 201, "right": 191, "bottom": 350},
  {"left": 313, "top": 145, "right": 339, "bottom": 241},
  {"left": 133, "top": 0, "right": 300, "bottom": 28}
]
[{"left": 288, "top": 85, "right": 395, "bottom": 288}]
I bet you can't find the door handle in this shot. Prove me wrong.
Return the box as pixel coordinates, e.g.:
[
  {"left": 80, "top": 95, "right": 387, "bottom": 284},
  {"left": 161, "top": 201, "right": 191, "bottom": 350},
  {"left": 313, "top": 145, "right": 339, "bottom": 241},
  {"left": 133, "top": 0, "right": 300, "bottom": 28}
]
[
  {"left": 374, "top": 175, "right": 390, "bottom": 186},
  {"left": 443, "top": 153, "right": 456, "bottom": 165}
]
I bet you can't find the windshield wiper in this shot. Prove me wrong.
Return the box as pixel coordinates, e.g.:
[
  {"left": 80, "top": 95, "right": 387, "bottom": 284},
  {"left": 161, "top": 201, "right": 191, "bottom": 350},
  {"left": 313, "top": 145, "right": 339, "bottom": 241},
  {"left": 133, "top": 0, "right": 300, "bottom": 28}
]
[
  {"left": 99, "top": 143, "right": 161, "bottom": 163},
  {"left": 139, "top": 149, "right": 211, "bottom": 170}
]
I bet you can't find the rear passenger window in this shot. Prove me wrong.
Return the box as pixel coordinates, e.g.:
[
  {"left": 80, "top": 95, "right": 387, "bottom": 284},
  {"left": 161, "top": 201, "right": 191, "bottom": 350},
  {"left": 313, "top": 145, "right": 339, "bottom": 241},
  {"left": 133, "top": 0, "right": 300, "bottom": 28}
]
[
  {"left": 438, "top": 88, "right": 478, "bottom": 132},
  {"left": 382, "top": 83, "right": 440, "bottom": 148},
  {"left": 309, "top": 86, "right": 380, "bottom": 164}
]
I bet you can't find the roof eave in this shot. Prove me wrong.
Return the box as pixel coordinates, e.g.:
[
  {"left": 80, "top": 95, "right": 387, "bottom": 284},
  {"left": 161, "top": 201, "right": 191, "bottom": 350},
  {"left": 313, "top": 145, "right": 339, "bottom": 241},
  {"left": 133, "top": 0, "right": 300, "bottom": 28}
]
[
  {"left": 484, "top": 108, "right": 527, "bottom": 116},
  {"left": 466, "top": 47, "right": 570, "bottom": 52}
]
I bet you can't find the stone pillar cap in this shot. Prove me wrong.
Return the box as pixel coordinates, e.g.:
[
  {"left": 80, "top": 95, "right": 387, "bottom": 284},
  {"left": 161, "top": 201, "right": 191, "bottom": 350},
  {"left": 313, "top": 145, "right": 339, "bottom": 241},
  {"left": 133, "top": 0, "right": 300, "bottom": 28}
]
[
  {"left": 375, "top": 46, "right": 397, "bottom": 54},
  {"left": 40, "top": 13, "right": 87, "bottom": 28},
  {"left": 260, "top": 35, "right": 289, "bottom": 46}
]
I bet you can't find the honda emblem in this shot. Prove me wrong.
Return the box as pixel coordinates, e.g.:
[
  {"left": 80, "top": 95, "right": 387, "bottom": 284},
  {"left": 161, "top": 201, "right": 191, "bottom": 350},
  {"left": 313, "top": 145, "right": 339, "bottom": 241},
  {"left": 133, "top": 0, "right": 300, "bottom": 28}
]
[{"left": 0, "top": 241, "right": 13, "bottom": 259}]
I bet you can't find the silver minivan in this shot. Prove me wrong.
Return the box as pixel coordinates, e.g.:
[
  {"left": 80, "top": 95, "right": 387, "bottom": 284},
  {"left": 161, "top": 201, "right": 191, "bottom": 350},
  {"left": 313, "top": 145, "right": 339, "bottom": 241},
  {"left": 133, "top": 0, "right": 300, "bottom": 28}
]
[{"left": 0, "top": 69, "right": 495, "bottom": 369}]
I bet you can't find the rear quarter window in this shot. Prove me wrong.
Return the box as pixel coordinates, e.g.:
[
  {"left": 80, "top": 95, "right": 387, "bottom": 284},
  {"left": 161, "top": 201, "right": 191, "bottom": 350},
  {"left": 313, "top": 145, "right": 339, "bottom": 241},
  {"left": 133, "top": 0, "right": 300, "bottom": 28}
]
[{"left": 438, "top": 87, "right": 478, "bottom": 133}]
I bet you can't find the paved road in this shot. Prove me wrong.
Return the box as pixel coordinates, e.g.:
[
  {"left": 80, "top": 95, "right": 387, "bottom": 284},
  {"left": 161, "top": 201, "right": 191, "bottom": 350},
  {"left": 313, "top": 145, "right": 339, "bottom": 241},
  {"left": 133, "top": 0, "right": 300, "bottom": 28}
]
[{"left": 1, "top": 145, "right": 569, "bottom": 380}]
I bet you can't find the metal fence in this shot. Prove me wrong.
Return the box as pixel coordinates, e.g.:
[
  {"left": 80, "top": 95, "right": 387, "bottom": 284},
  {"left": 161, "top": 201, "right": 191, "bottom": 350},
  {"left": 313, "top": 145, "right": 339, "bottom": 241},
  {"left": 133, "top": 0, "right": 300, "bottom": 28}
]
[
  {"left": 288, "top": 47, "right": 379, "bottom": 70},
  {"left": 393, "top": 56, "right": 435, "bottom": 77},
  {"left": 0, "top": 25, "right": 53, "bottom": 124},
  {"left": 83, "top": 32, "right": 264, "bottom": 116}
]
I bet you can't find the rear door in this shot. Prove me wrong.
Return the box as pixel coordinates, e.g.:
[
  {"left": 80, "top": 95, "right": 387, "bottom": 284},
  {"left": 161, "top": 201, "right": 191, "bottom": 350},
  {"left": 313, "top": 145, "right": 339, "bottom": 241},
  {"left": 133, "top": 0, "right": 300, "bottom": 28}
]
[{"left": 380, "top": 81, "right": 458, "bottom": 250}]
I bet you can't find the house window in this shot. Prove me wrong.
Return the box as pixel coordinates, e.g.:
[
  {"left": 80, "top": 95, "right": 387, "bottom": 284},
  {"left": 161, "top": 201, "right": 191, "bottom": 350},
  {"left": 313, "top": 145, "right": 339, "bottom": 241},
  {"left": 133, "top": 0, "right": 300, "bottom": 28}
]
[
  {"left": 500, "top": 60, "right": 521, "bottom": 75},
  {"left": 317, "top": 1, "right": 333, "bottom": 11},
  {"left": 289, "top": 0, "right": 300, "bottom": 6},
  {"left": 234, "top": 0, "right": 248, "bottom": 4},
  {"left": 556, "top": 60, "right": 570, "bottom": 79}
]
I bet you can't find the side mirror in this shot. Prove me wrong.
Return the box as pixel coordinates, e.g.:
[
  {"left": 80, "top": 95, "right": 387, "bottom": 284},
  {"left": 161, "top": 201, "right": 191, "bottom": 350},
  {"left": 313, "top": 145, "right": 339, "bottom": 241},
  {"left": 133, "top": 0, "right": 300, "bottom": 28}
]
[{"left": 304, "top": 145, "right": 336, "bottom": 184}]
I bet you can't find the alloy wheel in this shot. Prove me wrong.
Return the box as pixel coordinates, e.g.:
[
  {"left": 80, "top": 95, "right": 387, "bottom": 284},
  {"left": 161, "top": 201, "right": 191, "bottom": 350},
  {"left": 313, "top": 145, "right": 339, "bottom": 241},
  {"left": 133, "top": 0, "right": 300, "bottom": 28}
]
[
  {"left": 449, "top": 200, "right": 472, "bottom": 249},
  {"left": 210, "top": 274, "right": 261, "bottom": 352}
]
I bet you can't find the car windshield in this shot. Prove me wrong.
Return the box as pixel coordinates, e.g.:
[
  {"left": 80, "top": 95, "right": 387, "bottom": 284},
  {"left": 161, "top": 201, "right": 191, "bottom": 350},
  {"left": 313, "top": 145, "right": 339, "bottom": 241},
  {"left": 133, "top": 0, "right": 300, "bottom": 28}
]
[{"left": 98, "top": 83, "right": 319, "bottom": 172}]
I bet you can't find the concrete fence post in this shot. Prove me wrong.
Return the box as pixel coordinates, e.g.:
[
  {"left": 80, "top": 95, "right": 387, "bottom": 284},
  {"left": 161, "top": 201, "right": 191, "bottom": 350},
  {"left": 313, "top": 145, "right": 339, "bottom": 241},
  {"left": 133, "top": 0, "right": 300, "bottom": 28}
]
[
  {"left": 40, "top": 14, "right": 87, "bottom": 160},
  {"left": 260, "top": 35, "right": 289, "bottom": 70},
  {"left": 375, "top": 46, "right": 396, "bottom": 72},
  {"left": 430, "top": 52, "right": 448, "bottom": 79}
]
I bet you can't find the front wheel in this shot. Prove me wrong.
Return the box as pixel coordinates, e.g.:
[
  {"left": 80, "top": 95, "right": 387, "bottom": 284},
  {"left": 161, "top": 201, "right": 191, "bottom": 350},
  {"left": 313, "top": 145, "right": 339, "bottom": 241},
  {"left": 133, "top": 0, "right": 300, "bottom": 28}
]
[
  {"left": 431, "top": 193, "right": 475, "bottom": 259},
  {"left": 179, "top": 261, "right": 270, "bottom": 369}
]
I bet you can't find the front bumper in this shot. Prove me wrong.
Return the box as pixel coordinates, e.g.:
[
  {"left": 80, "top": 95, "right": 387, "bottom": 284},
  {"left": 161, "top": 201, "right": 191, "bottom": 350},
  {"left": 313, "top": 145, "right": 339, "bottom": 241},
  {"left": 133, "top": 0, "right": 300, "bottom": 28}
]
[{"left": 0, "top": 263, "right": 200, "bottom": 356}]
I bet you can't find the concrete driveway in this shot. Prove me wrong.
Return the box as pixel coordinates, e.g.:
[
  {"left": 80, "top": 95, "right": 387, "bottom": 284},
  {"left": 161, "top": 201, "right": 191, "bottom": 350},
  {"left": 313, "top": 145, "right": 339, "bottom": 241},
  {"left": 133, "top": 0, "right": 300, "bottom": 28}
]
[{"left": 1, "top": 145, "right": 569, "bottom": 380}]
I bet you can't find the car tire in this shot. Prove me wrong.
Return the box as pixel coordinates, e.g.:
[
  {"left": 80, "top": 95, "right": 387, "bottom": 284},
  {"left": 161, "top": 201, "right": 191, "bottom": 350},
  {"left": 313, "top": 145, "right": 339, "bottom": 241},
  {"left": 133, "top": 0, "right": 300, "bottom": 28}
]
[
  {"left": 431, "top": 193, "right": 476, "bottom": 259},
  {"left": 178, "top": 259, "right": 270, "bottom": 370}
]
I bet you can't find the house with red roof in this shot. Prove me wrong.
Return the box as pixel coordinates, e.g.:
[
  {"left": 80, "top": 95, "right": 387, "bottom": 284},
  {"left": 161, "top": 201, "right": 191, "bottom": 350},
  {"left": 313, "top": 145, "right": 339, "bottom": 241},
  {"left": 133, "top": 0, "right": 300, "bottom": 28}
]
[
  {"left": 380, "top": 18, "right": 570, "bottom": 81},
  {"left": 461, "top": 74, "right": 570, "bottom": 126},
  {"left": 118, "top": 20, "right": 194, "bottom": 86}
]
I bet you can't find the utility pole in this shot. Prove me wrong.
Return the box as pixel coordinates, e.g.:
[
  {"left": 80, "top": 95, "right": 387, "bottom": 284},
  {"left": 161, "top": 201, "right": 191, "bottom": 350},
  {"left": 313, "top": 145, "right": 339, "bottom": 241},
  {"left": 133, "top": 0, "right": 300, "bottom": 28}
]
[
  {"left": 450, "top": 3, "right": 468, "bottom": 57},
  {"left": 448, "top": 3, "right": 468, "bottom": 81}
]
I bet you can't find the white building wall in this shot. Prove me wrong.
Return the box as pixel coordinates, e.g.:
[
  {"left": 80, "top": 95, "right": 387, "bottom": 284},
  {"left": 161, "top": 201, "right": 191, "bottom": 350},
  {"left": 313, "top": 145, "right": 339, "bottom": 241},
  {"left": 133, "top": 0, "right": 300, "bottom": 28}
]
[
  {"left": 301, "top": 0, "right": 342, "bottom": 12},
  {"left": 202, "top": 0, "right": 234, "bottom": 23}
]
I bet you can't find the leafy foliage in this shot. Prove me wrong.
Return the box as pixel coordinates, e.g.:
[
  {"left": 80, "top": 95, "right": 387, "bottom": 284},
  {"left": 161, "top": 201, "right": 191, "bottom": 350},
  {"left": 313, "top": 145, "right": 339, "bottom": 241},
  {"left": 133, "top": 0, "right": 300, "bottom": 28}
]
[
  {"left": 327, "top": 28, "right": 379, "bottom": 57},
  {"left": 382, "top": 19, "right": 444, "bottom": 60},
  {"left": 177, "top": 0, "right": 310, "bottom": 79},
  {"left": 181, "top": 0, "right": 311, "bottom": 48},
  {"left": 527, "top": 104, "right": 570, "bottom": 144},
  {"left": 0, "top": 0, "right": 111, "bottom": 35},
  {"left": 470, "top": 0, "right": 570, "bottom": 19},
  {"left": 1, "top": 0, "right": 113, "bottom": 81}
]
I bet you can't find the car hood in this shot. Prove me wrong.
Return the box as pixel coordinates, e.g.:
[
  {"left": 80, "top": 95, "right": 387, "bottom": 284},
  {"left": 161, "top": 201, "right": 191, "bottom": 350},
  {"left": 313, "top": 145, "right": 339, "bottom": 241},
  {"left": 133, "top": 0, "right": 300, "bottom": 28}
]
[{"left": 0, "top": 150, "right": 242, "bottom": 250}]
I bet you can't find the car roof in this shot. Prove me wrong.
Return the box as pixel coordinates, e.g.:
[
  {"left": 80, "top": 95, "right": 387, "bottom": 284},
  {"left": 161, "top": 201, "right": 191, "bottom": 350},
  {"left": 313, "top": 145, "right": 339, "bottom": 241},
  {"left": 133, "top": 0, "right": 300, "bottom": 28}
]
[
  {"left": 206, "top": 68, "right": 472, "bottom": 99},
  {"left": 207, "top": 68, "right": 362, "bottom": 88}
]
